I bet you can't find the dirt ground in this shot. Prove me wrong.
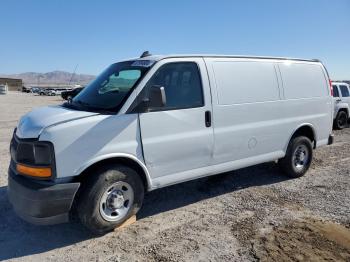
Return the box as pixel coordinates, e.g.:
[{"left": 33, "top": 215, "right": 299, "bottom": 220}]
[{"left": 0, "top": 92, "right": 349, "bottom": 262}]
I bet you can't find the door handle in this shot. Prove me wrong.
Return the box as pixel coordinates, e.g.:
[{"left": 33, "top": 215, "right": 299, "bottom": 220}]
[{"left": 205, "top": 111, "right": 211, "bottom": 127}]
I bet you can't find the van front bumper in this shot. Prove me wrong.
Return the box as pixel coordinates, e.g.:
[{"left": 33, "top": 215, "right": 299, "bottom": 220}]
[{"left": 8, "top": 168, "right": 80, "bottom": 225}]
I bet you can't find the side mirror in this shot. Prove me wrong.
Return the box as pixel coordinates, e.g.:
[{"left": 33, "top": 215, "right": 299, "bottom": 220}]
[
  {"left": 147, "top": 85, "right": 166, "bottom": 108},
  {"left": 133, "top": 85, "right": 167, "bottom": 113}
]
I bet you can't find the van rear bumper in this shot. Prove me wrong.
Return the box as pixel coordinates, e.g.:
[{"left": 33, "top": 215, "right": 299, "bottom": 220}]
[
  {"left": 328, "top": 134, "right": 334, "bottom": 145},
  {"left": 7, "top": 168, "right": 80, "bottom": 225}
]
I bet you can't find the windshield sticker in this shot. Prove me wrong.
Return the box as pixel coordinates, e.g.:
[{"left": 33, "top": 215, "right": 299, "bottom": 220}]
[{"left": 131, "top": 60, "right": 155, "bottom": 67}]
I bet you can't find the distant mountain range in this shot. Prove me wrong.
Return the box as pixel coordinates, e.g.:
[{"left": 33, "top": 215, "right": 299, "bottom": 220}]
[{"left": 0, "top": 71, "right": 95, "bottom": 86}]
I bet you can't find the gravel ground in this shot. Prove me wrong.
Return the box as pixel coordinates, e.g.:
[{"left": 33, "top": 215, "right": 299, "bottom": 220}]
[{"left": 0, "top": 92, "right": 349, "bottom": 261}]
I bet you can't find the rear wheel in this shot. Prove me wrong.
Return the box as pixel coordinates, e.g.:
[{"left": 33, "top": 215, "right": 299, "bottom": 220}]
[
  {"left": 76, "top": 164, "right": 144, "bottom": 234},
  {"left": 279, "top": 136, "right": 313, "bottom": 178},
  {"left": 334, "top": 111, "right": 348, "bottom": 130}
]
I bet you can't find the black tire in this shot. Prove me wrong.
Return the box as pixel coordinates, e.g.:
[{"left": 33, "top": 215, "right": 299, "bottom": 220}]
[
  {"left": 76, "top": 164, "right": 144, "bottom": 234},
  {"left": 334, "top": 111, "right": 348, "bottom": 130},
  {"left": 67, "top": 96, "right": 73, "bottom": 103},
  {"left": 279, "top": 136, "right": 313, "bottom": 178}
]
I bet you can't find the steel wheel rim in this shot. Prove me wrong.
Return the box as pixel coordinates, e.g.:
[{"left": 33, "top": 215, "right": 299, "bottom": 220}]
[
  {"left": 292, "top": 144, "right": 309, "bottom": 171},
  {"left": 99, "top": 181, "right": 134, "bottom": 222}
]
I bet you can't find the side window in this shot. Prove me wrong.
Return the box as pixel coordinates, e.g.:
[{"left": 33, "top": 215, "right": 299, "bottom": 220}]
[
  {"left": 340, "top": 85, "right": 350, "bottom": 97},
  {"left": 145, "top": 62, "right": 204, "bottom": 111},
  {"left": 333, "top": 85, "right": 339, "bottom": 97}
]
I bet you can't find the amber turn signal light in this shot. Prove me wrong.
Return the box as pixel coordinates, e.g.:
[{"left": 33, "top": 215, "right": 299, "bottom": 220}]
[{"left": 16, "top": 164, "right": 52, "bottom": 178}]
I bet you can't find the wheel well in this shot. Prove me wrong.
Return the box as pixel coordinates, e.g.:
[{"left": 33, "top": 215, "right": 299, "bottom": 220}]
[
  {"left": 291, "top": 125, "right": 316, "bottom": 148},
  {"left": 337, "top": 108, "right": 349, "bottom": 117},
  {"left": 75, "top": 157, "right": 149, "bottom": 190}
]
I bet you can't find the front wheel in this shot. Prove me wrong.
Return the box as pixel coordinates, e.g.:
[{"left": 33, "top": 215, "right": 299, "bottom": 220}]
[
  {"left": 76, "top": 165, "right": 144, "bottom": 234},
  {"left": 279, "top": 136, "right": 313, "bottom": 178}
]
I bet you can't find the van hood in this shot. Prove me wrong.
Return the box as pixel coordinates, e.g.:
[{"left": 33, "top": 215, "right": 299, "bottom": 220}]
[{"left": 16, "top": 105, "right": 99, "bottom": 138}]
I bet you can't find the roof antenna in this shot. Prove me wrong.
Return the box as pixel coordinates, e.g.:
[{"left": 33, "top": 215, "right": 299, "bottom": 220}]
[
  {"left": 68, "top": 64, "right": 78, "bottom": 87},
  {"left": 140, "top": 51, "right": 151, "bottom": 58}
]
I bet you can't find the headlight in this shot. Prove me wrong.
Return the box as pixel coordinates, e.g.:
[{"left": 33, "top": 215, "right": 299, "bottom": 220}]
[
  {"left": 11, "top": 136, "right": 55, "bottom": 179},
  {"left": 16, "top": 142, "right": 54, "bottom": 166},
  {"left": 34, "top": 143, "right": 53, "bottom": 165}
]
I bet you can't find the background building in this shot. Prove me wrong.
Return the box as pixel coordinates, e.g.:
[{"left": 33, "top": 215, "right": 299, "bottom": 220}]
[{"left": 0, "top": 78, "right": 23, "bottom": 91}]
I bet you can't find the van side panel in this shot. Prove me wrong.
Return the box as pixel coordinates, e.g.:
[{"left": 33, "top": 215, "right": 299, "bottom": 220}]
[
  {"left": 213, "top": 61, "right": 281, "bottom": 104},
  {"left": 205, "top": 58, "right": 286, "bottom": 165},
  {"left": 278, "top": 62, "right": 333, "bottom": 146},
  {"left": 279, "top": 63, "right": 328, "bottom": 99},
  {"left": 205, "top": 58, "right": 332, "bottom": 170}
]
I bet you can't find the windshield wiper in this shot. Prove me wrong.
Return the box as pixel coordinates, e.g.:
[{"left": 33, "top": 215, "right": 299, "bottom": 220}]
[
  {"left": 73, "top": 100, "right": 114, "bottom": 114},
  {"left": 75, "top": 100, "right": 91, "bottom": 107}
]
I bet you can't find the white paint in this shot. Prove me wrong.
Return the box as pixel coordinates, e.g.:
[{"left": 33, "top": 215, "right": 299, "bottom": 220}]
[
  {"left": 15, "top": 55, "right": 333, "bottom": 191},
  {"left": 212, "top": 61, "right": 280, "bottom": 105},
  {"left": 332, "top": 82, "right": 350, "bottom": 119}
]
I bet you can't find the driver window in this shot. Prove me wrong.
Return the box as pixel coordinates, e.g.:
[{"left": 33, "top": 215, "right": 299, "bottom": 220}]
[{"left": 145, "top": 62, "right": 204, "bottom": 111}]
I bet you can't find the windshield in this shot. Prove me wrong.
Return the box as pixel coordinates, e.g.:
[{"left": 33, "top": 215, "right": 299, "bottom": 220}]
[{"left": 69, "top": 61, "right": 153, "bottom": 113}]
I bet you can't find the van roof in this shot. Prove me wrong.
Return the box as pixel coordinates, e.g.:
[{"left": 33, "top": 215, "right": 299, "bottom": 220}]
[{"left": 128, "top": 54, "right": 321, "bottom": 63}]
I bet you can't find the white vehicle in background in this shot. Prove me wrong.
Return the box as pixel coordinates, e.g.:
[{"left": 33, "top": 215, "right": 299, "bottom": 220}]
[
  {"left": 46, "top": 89, "right": 59, "bottom": 96},
  {"left": 49, "top": 89, "right": 64, "bottom": 96},
  {"left": 38, "top": 88, "right": 51, "bottom": 96},
  {"left": 0, "top": 84, "right": 8, "bottom": 95},
  {"left": 8, "top": 53, "right": 334, "bottom": 234},
  {"left": 332, "top": 82, "right": 350, "bottom": 129},
  {"left": 40, "top": 88, "right": 70, "bottom": 96}
]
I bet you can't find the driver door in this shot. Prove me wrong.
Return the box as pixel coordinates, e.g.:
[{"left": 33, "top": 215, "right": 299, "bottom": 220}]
[{"left": 138, "top": 58, "right": 214, "bottom": 180}]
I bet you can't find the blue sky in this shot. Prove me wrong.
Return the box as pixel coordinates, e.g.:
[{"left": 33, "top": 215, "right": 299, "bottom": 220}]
[{"left": 0, "top": 0, "right": 349, "bottom": 79}]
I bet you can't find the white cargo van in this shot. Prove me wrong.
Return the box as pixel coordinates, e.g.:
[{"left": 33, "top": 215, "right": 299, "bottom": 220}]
[{"left": 8, "top": 53, "right": 334, "bottom": 233}]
